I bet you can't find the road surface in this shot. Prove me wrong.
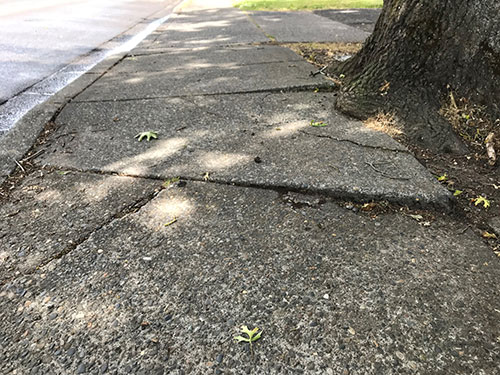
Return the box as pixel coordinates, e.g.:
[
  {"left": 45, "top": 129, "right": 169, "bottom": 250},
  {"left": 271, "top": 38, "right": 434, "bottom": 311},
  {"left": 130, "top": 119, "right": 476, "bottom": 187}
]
[{"left": 0, "top": 0, "right": 180, "bottom": 103}]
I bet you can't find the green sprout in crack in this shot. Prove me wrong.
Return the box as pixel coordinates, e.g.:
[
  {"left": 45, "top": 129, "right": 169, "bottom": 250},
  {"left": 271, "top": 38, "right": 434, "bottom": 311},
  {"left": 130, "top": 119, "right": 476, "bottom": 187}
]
[
  {"left": 162, "top": 177, "right": 180, "bottom": 188},
  {"left": 135, "top": 131, "right": 158, "bottom": 142},
  {"left": 234, "top": 326, "right": 262, "bottom": 355}
]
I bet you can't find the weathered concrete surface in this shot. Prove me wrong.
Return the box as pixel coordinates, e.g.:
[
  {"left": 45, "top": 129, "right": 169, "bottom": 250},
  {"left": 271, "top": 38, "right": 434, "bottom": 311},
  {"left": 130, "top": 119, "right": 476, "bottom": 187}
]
[
  {"left": 1, "top": 182, "right": 498, "bottom": 374},
  {"left": 74, "top": 51, "right": 331, "bottom": 102},
  {"left": 38, "top": 92, "right": 450, "bottom": 208},
  {"left": 248, "top": 11, "right": 370, "bottom": 43},
  {"left": 135, "top": 7, "right": 269, "bottom": 53},
  {"left": 0, "top": 170, "right": 160, "bottom": 284},
  {"left": 314, "top": 8, "right": 382, "bottom": 33},
  {"left": 120, "top": 45, "right": 304, "bottom": 71}
]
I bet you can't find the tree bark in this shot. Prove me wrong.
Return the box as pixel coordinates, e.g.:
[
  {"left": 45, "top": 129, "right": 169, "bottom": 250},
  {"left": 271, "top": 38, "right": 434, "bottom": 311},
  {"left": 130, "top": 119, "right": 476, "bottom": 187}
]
[{"left": 329, "top": 0, "right": 500, "bottom": 153}]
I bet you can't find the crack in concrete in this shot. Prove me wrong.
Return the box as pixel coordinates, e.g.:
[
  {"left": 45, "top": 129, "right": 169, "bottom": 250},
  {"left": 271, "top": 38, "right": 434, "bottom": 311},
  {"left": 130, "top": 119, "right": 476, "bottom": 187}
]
[
  {"left": 0, "top": 182, "right": 160, "bottom": 287},
  {"left": 71, "top": 83, "right": 337, "bottom": 103},
  {"left": 1, "top": 154, "right": 452, "bottom": 285},
  {"left": 39, "top": 164, "right": 452, "bottom": 212},
  {"left": 298, "top": 129, "right": 410, "bottom": 154}
]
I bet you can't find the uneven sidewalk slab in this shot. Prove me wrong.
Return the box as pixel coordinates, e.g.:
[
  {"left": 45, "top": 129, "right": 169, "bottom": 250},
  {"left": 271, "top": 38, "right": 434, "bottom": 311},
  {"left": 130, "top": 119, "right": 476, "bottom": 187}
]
[
  {"left": 119, "top": 45, "right": 305, "bottom": 69},
  {"left": 0, "top": 170, "right": 160, "bottom": 284},
  {"left": 248, "top": 11, "right": 370, "bottom": 43},
  {"left": 37, "top": 92, "right": 449, "bottom": 208},
  {"left": 73, "top": 46, "right": 331, "bottom": 102},
  {"left": 0, "top": 182, "right": 498, "bottom": 374}
]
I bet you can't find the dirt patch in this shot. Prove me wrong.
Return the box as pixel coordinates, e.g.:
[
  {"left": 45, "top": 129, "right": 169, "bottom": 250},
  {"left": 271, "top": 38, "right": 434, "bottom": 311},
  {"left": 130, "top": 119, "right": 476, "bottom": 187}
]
[
  {"left": 283, "top": 42, "right": 362, "bottom": 68},
  {"left": 440, "top": 89, "right": 500, "bottom": 164}
]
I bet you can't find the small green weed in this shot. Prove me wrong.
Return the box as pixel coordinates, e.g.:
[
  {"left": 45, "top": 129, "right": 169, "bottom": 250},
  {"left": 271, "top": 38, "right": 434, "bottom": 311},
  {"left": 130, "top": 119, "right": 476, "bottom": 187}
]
[
  {"left": 135, "top": 131, "right": 158, "bottom": 142},
  {"left": 163, "top": 177, "right": 180, "bottom": 188}
]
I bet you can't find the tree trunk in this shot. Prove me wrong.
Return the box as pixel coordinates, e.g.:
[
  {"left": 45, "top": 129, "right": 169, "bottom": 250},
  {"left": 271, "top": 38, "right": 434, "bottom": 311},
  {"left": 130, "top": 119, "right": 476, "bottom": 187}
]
[{"left": 329, "top": 0, "right": 500, "bottom": 153}]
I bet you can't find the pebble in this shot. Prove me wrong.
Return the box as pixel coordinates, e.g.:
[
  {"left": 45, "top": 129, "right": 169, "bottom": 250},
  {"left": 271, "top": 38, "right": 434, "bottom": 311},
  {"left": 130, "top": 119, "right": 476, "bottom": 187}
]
[
  {"left": 67, "top": 348, "right": 76, "bottom": 356},
  {"left": 164, "top": 314, "right": 172, "bottom": 321},
  {"left": 310, "top": 321, "right": 318, "bottom": 327},
  {"left": 76, "top": 363, "right": 86, "bottom": 374},
  {"left": 215, "top": 369, "right": 222, "bottom": 375},
  {"left": 216, "top": 354, "right": 223, "bottom": 363},
  {"left": 48, "top": 313, "right": 58, "bottom": 320},
  {"left": 100, "top": 363, "right": 108, "bottom": 373}
]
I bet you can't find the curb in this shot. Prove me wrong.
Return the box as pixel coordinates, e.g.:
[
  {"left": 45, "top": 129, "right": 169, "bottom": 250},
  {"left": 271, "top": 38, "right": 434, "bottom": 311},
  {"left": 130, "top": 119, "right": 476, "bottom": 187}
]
[{"left": 0, "top": 0, "right": 186, "bottom": 185}]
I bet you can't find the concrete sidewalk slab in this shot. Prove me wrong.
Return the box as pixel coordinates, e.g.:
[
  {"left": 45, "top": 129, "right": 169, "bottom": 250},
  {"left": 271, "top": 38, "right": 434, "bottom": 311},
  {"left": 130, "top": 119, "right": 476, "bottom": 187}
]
[
  {"left": 120, "top": 45, "right": 304, "bottom": 71},
  {"left": 74, "top": 56, "right": 332, "bottom": 102},
  {"left": 37, "top": 92, "right": 450, "bottom": 208},
  {"left": 1, "top": 182, "right": 498, "bottom": 374},
  {"left": 0, "top": 170, "right": 159, "bottom": 284},
  {"left": 135, "top": 8, "right": 269, "bottom": 52},
  {"left": 313, "top": 8, "right": 382, "bottom": 33},
  {"left": 248, "top": 11, "right": 370, "bottom": 43}
]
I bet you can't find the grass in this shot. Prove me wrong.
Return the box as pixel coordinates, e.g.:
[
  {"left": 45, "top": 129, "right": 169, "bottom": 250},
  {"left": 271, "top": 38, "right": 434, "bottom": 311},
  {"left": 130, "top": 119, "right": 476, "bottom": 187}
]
[{"left": 234, "top": 0, "right": 383, "bottom": 11}]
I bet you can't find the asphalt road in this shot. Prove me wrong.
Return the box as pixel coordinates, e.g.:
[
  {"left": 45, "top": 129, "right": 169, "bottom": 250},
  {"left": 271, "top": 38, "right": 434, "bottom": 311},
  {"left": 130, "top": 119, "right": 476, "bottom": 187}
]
[{"left": 0, "top": 0, "right": 181, "bottom": 104}]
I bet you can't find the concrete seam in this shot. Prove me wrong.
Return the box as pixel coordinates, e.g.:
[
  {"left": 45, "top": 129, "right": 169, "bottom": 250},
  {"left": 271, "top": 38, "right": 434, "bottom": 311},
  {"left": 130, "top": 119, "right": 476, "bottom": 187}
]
[
  {"left": 70, "top": 83, "right": 337, "bottom": 104},
  {"left": 31, "top": 165, "right": 453, "bottom": 212}
]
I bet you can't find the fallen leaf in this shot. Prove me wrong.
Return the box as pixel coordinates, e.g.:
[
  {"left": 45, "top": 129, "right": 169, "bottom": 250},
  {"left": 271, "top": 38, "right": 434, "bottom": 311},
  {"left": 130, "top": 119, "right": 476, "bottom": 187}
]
[
  {"left": 310, "top": 120, "right": 327, "bottom": 127},
  {"left": 135, "top": 131, "right": 158, "bottom": 142},
  {"left": 453, "top": 190, "right": 463, "bottom": 196},
  {"left": 408, "top": 214, "right": 423, "bottom": 221},
  {"left": 482, "top": 231, "right": 497, "bottom": 239},
  {"left": 437, "top": 173, "right": 447, "bottom": 182},
  {"left": 348, "top": 327, "right": 356, "bottom": 335},
  {"left": 474, "top": 196, "right": 490, "bottom": 209},
  {"left": 361, "top": 202, "right": 377, "bottom": 211}
]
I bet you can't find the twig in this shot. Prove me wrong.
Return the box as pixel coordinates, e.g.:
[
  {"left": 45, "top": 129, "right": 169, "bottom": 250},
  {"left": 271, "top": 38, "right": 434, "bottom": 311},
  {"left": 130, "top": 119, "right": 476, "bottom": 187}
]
[
  {"left": 20, "top": 149, "right": 44, "bottom": 163},
  {"left": 365, "top": 162, "right": 411, "bottom": 181},
  {"left": 310, "top": 65, "right": 327, "bottom": 77},
  {"left": 458, "top": 225, "right": 471, "bottom": 234},
  {"left": 5, "top": 210, "right": 20, "bottom": 218},
  {"left": 12, "top": 158, "right": 25, "bottom": 173}
]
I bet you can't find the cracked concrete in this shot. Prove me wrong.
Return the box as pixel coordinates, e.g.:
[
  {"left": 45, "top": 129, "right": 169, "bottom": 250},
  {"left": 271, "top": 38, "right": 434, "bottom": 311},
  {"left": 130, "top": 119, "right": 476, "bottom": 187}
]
[
  {"left": 1, "top": 1, "right": 497, "bottom": 374},
  {"left": 0, "top": 170, "right": 160, "bottom": 285},
  {"left": 298, "top": 129, "right": 408, "bottom": 153},
  {"left": 38, "top": 92, "right": 449, "bottom": 208},
  {"left": 1, "top": 182, "right": 499, "bottom": 374}
]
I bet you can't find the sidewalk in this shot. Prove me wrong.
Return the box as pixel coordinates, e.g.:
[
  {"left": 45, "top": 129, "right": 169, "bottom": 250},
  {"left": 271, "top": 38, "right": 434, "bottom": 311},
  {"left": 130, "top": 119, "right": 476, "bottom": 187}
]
[{"left": 1, "top": 1, "right": 499, "bottom": 374}]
